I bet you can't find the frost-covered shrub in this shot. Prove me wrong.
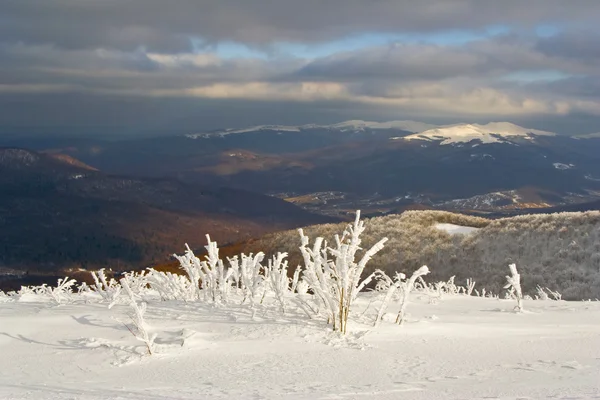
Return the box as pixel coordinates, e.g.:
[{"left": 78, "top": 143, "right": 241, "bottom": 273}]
[
  {"left": 172, "top": 235, "right": 240, "bottom": 304},
  {"left": 90, "top": 269, "right": 122, "bottom": 307},
  {"left": 230, "top": 252, "right": 266, "bottom": 306},
  {"left": 144, "top": 268, "right": 196, "bottom": 301},
  {"left": 374, "top": 266, "right": 430, "bottom": 326},
  {"left": 299, "top": 211, "right": 388, "bottom": 334},
  {"left": 535, "top": 285, "right": 562, "bottom": 301},
  {"left": 10, "top": 278, "right": 77, "bottom": 304},
  {"left": 504, "top": 264, "right": 524, "bottom": 312},
  {"left": 0, "top": 290, "right": 14, "bottom": 303},
  {"left": 119, "top": 270, "right": 149, "bottom": 296},
  {"left": 46, "top": 277, "right": 77, "bottom": 305},
  {"left": 465, "top": 278, "right": 476, "bottom": 296},
  {"left": 119, "top": 278, "right": 157, "bottom": 355},
  {"left": 266, "top": 252, "right": 293, "bottom": 314}
]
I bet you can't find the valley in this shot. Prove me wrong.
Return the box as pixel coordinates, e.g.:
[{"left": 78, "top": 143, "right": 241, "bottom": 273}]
[{"left": 3, "top": 119, "right": 600, "bottom": 285}]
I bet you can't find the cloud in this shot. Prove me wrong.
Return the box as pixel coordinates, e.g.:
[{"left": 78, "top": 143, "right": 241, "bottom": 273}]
[
  {"left": 1, "top": 0, "right": 600, "bottom": 135},
  {"left": 3, "top": 0, "right": 600, "bottom": 50}
]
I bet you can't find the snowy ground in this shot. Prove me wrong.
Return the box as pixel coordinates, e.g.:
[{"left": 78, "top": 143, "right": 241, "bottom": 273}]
[
  {"left": 1, "top": 294, "right": 599, "bottom": 400},
  {"left": 435, "top": 223, "right": 480, "bottom": 235}
]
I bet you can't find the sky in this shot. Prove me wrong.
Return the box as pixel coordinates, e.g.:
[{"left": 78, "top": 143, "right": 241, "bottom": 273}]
[{"left": 1, "top": 0, "right": 600, "bottom": 137}]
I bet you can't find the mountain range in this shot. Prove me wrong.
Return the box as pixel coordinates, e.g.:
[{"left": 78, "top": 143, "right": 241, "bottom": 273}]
[
  {"left": 2, "top": 119, "right": 600, "bottom": 280},
  {"left": 6, "top": 120, "right": 600, "bottom": 216},
  {"left": 0, "top": 147, "right": 332, "bottom": 281}
]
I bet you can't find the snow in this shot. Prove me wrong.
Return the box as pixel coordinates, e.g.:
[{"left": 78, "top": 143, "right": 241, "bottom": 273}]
[
  {"left": 553, "top": 163, "right": 575, "bottom": 170},
  {"left": 186, "top": 120, "right": 437, "bottom": 138},
  {"left": 1, "top": 293, "right": 599, "bottom": 400},
  {"left": 329, "top": 120, "right": 437, "bottom": 133},
  {"left": 434, "top": 223, "right": 480, "bottom": 235},
  {"left": 575, "top": 132, "right": 600, "bottom": 139},
  {"left": 186, "top": 125, "right": 301, "bottom": 138},
  {"left": 404, "top": 122, "right": 556, "bottom": 145}
]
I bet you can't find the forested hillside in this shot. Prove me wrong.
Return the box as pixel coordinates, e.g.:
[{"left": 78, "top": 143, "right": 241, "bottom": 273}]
[{"left": 237, "top": 211, "right": 600, "bottom": 300}]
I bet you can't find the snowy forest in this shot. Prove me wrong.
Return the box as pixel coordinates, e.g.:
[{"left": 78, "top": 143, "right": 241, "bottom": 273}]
[{"left": 241, "top": 210, "right": 600, "bottom": 300}]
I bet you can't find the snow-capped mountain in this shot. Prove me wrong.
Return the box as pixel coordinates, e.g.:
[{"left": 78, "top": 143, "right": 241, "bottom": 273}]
[
  {"left": 402, "top": 122, "right": 555, "bottom": 145},
  {"left": 575, "top": 132, "right": 600, "bottom": 139},
  {"left": 327, "top": 120, "right": 437, "bottom": 132},
  {"left": 186, "top": 120, "right": 436, "bottom": 138}
]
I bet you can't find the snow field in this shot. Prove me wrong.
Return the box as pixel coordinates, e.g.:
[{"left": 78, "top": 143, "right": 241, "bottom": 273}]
[{"left": 1, "top": 293, "right": 599, "bottom": 400}]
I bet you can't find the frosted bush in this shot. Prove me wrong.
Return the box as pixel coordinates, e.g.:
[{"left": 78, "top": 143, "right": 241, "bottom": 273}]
[
  {"left": 172, "top": 236, "right": 240, "bottom": 304},
  {"left": 299, "top": 211, "right": 388, "bottom": 334},
  {"left": 230, "top": 252, "right": 266, "bottom": 306},
  {"left": 0, "top": 290, "right": 14, "bottom": 303},
  {"left": 90, "top": 269, "right": 122, "bottom": 307},
  {"left": 465, "top": 278, "right": 476, "bottom": 296},
  {"left": 46, "top": 277, "right": 77, "bottom": 305},
  {"left": 266, "top": 252, "right": 291, "bottom": 314},
  {"left": 504, "top": 263, "right": 524, "bottom": 312},
  {"left": 119, "top": 278, "right": 157, "bottom": 355},
  {"left": 535, "top": 285, "right": 562, "bottom": 301},
  {"left": 374, "top": 266, "right": 430, "bottom": 326},
  {"left": 145, "top": 268, "right": 196, "bottom": 301}
]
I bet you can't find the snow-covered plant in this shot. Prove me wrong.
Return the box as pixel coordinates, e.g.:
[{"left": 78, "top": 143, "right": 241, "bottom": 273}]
[
  {"left": 17, "top": 284, "right": 48, "bottom": 296},
  {"left": 504, "top": 263, "right": 524, "bottom": 312},
  {"left": 90, "top": 269, "right": 122, "bottom": 307},
  {"left": 173, "top": 236, "right": 239, "bottom": 304},
  {"left": 290, "top": 266, "right": 302, "bottom": 294},
  {"left": 201, "top": 236, "right": 238, "bottom": 303},
  {"left": 535, "top": 285, "right": 549, "bottom": 300},
  {"left": 433, "top": 281, "right": 446, "bottom": 302},
  {"left": 267, "top": 252, "right": 290, "bottom": 314},
  {"left": 172, "top": 244, "right": 203, "bottom": 300},
  {"left": 0, "top": 290, "right": 13, "bottom": 303},
  {"left": 119, "top": 270, "right": 149, "bottom": 296},
  {"left": 232, "top": 252, "right": 266, "bottom": 306},
  {"left": 545, "top": 288, "right": 562, "bottom": 301},
  {"left": 444, "top": 276, "right": 459, "bottom": 295},
  {"left": 119, "top": 278, "right": 157, "bottom": 355},
  {"left": 374, "top": 266, "right": 430, "bottom": 326},
  {"left": 145, "top": 269, "right": 196, "bottom": 301},
  {"left": 299, "top": 211, "right": 388, "bottom": 334},
  {"left": 465, "top": 278, "right": 476, "bottom": 296},
  {"left": 373, "top": 270, "right": 404, "bottom": 326},
  {"left": 77, "top": 282, "right": 91, "bottom": 294},
  {"left": 535, "top": 285, "right": 562, "bottom": 301},
  {"left": 46, "top": 276, "right": 77, "bottom": 305}
]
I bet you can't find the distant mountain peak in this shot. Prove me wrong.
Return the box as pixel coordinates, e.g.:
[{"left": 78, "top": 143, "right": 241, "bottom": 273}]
[
  {"left": 401, "top": 122, "right": 556, "bottom": 145},
  {"left": 185, "top": 120, "right": 437, "bottom": 138},
  {"left": 0, "top": 147, "right": 41, "bottom": 166},
  {"left": 328, "top": 120, "right": 437, "bottom": 132},
  {"left": 46, "top": 153, "right": 98, "bottom": 171},
  {"left": 574, "top": 132, "right": 600, "bottom": 139},
  {"left": 0, "top": 147, "right": 98, "bottom": 174}
]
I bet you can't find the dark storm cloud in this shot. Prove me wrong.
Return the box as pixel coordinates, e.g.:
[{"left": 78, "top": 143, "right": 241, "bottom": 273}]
[
  {"left": 535, "top": 31, "right": 600, "bottom": 63},
  {"left": 3, "top": 0, "right": 600, "bottom": 50},
  {"left": 1, "top": 0, "right": 600, "bottom": 136}
]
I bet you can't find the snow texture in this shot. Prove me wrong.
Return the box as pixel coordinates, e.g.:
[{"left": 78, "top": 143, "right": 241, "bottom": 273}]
[
  {"left": 434, "top": 223, "right": 480, "bottom": 235},
  {"left": 1, "top": 293, "right": 599, "bottom": 400},
  {"left": 403, "top": 122, "right": 556, "bottom": 145},
  {"left": 553, "top": 163, "right": 575, "bottom": 170},
  {"left": 186, "top": 120, "right": 436, "bottom": 138}
]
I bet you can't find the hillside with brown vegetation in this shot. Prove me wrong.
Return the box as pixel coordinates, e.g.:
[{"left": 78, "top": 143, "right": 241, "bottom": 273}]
[
  {"left": 192, "top": 210, "right": 600, "bottom": 300},
  {"left": 0, "top": 148, "right": 334, "bottom": 282}
]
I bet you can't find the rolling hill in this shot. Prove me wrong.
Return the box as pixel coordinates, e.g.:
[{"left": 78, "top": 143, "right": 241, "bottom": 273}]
[{"left": 0, "top": 148, "right": 334, "bottom": 280}]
